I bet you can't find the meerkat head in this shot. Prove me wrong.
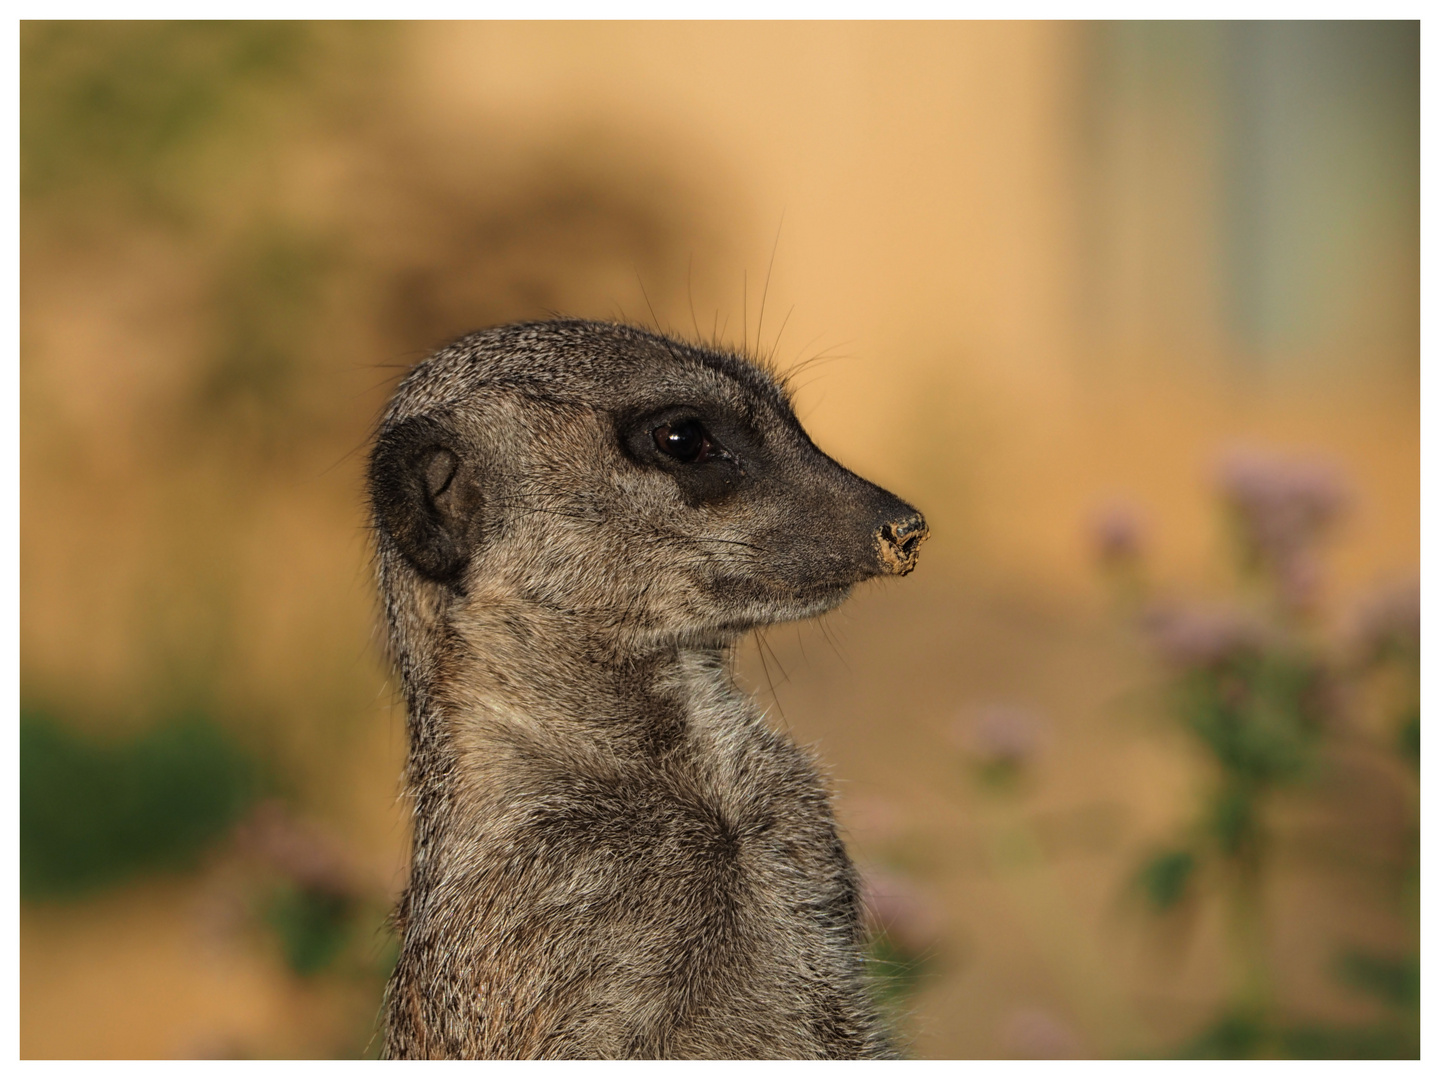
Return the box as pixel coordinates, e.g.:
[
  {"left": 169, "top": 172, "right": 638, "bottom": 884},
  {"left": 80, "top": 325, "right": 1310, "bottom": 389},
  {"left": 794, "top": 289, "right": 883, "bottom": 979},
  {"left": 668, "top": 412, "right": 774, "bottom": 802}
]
[{"left": 369, "top": 320, "right": 927, "bottom": 659}]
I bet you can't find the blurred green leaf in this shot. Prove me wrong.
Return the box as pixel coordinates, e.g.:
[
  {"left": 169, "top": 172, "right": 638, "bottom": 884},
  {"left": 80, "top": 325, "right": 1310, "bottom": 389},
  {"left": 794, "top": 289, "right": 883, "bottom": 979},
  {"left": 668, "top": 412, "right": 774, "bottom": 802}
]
[
  {"left": 264, "top": 883, "right": 356, "bottom": 977},
  {"left": 1179, "top": 1011, "right": 1417, "bottom": 1059},
  {"left": 21, "top": 710, "right": 259, "bottom": 897},
  {"left": 22, "top": 21, "right": 317, "bottom": 211},
  {"left": 1397, "top": 707, "right": 1419, "bottom": 769},
  {"left": 1175, "top": 651, "right": 1318, "bottom": 788},
  {"left": 1278, "top": 1023, "right": 1418, "bottom": 1060},
  {"left": 1138, "top": 848, "right": 1196, "bottom": 911},
  {"left": 1337, "top": 950, "right": 1419, "bottom": 1012},
  {"left": 1208, "top": 785, "right": 1258, "bottom": 858},
  {"left": 199, "top": 223, "right": 338, "bottom": 439},
  {"left": 864, "top": 931, "right": 929, "bottom": 1010},
  {"left": 1177, "top": 1009, "right": 1267, "bottom": 1058}
]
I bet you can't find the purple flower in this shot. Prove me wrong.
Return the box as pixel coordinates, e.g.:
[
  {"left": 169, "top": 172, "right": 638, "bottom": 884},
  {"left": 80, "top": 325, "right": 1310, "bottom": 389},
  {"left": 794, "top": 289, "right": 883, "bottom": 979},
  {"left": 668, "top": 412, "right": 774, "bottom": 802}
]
[
  {"left": 860, "top": 867, "right": 942, "bottom": 958},
  {"left": 1349, "top": 579, "right": 1421, "bottom": 664},
  {"left": 1089, "top": 500, "right": 1146, "bottom": 568},
  {"left": 953, "top": 704, "right": 1047, "bottom": 772},
  {"left": 1216, "top": 448, "right": 1349, "bottom": 600},
  {"left": 1140, "top": 603, "right": 1267, "bottom": 670},
  {"left": 1001, "top": 1007, "right": 1082, "bottom": 1058},
  {"left": 232, "top": 799, "right": 359, "bottom": 897}
]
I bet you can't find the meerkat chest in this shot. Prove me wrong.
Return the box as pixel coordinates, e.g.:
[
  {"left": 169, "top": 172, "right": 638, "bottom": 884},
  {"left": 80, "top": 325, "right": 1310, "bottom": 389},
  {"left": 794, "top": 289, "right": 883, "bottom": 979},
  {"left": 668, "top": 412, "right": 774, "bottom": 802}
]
[
  {"left": 396, "top": 700, "right": 876, "bottom": 1057},
  {"left": 461, "top": 718, "right": 856, "bottom": 942}
]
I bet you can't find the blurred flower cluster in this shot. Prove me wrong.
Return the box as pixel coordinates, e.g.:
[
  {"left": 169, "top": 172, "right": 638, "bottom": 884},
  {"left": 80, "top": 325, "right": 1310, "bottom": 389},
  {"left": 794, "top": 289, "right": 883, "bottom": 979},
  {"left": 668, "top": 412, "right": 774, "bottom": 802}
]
[
  {"left": 849, "top": 800, "right": 943, "bottom": 1028},
  {"left": 181, "top": 799, "right": 400, "bottom": 1056},
  {"left": 953, "top": 703, "right": 1049, "bottom": 788},
  {"left": 1001, "top": 1006, "right": 1082, "bottom": 1059},
  {"left": 230, "top": 800, "right": 392, "bottom": 980},
  {"left": 1091, "top": 446, "right": 1419, "bottom": 1058},
  {"left": 1217, "top": 448, "right": 1350, "bottom": 615},
  {"left": 204, "top": 799, "right": 396, "bottom": 985},
  {"left": 862, "top": 866, "right": 944, "bottom": 963}
]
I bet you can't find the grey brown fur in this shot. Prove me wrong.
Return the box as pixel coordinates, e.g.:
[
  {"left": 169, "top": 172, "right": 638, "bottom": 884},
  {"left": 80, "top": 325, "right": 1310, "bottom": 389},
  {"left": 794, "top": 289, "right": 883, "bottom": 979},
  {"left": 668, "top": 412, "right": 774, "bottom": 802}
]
[{"left": 368, "top": 319, "right": 927, "bottom": 1059}]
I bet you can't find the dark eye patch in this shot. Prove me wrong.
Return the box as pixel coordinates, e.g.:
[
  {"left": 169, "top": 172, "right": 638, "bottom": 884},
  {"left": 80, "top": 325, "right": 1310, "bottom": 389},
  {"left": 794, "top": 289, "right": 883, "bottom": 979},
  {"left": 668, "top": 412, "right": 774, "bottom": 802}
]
[
  {"left": 618, "top": 406, "right": 751, "bottom": 506},
  {"left": 653, "top": 419, "right": 713, "bottom": 463}
]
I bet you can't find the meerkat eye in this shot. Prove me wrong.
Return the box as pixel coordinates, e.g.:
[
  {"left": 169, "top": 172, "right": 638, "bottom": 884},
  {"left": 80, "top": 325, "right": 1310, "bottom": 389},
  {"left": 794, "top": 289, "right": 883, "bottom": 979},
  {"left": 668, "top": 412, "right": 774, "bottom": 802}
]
[{"left": 653, "top": 419, "right": 713, "bottom": 463}]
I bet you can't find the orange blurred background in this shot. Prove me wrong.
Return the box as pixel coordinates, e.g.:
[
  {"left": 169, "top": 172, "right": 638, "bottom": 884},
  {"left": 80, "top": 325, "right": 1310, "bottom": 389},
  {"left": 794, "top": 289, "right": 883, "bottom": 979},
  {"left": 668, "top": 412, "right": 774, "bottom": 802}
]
[{"left": 20, "top": 21, "right": 1418, "bottom": 1058}]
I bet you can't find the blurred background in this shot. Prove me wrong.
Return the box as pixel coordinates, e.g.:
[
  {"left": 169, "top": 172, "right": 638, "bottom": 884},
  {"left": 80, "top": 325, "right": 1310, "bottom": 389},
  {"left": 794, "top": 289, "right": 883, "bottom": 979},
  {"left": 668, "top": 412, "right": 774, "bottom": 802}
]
[{"left": 20, "top": 21, "right": 1418, "bottom": 1059}]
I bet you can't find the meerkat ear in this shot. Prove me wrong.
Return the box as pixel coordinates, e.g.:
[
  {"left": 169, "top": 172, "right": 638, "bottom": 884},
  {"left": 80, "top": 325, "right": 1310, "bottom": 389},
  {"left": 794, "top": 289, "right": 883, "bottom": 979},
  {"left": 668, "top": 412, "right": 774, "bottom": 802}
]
[{"left": 369, "top": 414, "right": 484, "bottom": 584}]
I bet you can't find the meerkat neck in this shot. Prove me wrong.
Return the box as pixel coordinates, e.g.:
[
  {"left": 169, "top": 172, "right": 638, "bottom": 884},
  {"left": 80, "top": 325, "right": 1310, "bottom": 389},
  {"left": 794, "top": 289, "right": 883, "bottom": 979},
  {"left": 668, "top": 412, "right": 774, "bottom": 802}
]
[
  {"left": 437, "top": 597, "right": 742, "bottom": 735},
  {"left": 397, "top": 600, "right": 759, "bottom": 910}
]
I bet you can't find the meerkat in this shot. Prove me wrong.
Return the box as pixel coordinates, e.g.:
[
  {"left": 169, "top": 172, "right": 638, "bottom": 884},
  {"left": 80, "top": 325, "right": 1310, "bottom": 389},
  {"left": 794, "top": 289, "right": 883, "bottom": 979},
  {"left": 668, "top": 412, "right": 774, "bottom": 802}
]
[{"left": 368, "top": 319, "right": 928, "bottom": 1059}]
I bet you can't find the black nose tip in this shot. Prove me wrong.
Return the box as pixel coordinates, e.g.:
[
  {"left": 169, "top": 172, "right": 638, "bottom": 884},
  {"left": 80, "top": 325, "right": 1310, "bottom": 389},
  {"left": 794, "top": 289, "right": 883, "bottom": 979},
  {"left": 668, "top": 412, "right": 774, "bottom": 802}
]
[{"left": 875, "top": 511, "right": 928, "bottom": 576}]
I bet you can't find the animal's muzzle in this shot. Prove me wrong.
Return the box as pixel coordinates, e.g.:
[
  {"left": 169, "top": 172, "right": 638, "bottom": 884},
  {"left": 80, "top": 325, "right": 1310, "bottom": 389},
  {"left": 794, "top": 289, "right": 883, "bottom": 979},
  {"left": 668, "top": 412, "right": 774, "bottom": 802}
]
[{"left": 875, "top": 511, "right": 928, "bottom": 576}]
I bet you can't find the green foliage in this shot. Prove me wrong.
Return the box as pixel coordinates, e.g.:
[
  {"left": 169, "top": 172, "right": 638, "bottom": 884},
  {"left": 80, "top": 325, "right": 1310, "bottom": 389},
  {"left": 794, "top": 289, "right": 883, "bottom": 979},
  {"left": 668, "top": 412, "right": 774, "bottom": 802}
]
[
  {"left": 20, "top": 710, "right": 259, "bottom": 897},
  {"left": 1337, "top": 950, "right": 1419, "bottom": 1012},
  {"left": 22, "top": 21, "right": 318, "bottom": 211},
  {"left": 1177, "top": 1009, "right": 1267, "bottom": 1058},
  {"left": 1207, "top": 783, "right": 1258, "bottom": 858},
  {"left": 1178, "top": 1010, "right": 1417, "bottom": 1060},
  {"left": 865, "top": 932, "right": 929, "bottom": 1012},
  {"left": 1102, "top": 451, "right": 1418, "bottom": 1058},
  {"left": 1138, "top": 848, "right": 1196, "bottom": 911},
  {"left": 1171, "top": 650, "right": 1322, "bottom": 789},
  {"left": 198, "top": 223, "right": 339, "bottom": 444},
  {"left": 263, "top": 883, "right": 357, "bottom": 977},
  {"left": 1397, "top": 707, "right": 1419, "bottom": 769},
  {"left": 1277, "top": 1023, "right": 1418, "bottom": 1060},
  {"left": 972, "top": 758, "right": 1025, "bottom": 792}
]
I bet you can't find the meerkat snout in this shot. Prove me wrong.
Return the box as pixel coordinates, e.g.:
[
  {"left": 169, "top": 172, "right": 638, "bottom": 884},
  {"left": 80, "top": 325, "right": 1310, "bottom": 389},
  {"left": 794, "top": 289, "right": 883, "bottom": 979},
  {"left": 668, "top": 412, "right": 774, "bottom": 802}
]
[{"left": 876, "top": 510, "right": 929, "bottom": 576}]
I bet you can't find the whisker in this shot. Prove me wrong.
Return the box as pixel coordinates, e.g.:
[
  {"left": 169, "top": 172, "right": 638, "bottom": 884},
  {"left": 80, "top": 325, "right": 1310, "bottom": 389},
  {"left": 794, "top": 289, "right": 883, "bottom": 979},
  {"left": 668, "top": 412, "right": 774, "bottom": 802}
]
[
  {"left": 687, "top": 255, "right": 702, "bottom": 344},
  {"left": 768, "top": 304, "right": 795, "bottom": 367},
  {"left": 757, "top": 627, "right": 791, "bottom": 690},
  {"left": 753, "top": 627, "right": 789, "bottom": 731},
  {"left": 489, "top": 502, "right": 605, "bottom": 524}
]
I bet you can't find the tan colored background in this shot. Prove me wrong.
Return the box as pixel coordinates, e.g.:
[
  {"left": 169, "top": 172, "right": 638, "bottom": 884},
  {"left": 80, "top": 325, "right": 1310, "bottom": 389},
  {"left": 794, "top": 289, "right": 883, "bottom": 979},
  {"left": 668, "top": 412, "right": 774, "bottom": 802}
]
[{"left": 21, "top": 22, "right": 1417, "bottom": 1058}]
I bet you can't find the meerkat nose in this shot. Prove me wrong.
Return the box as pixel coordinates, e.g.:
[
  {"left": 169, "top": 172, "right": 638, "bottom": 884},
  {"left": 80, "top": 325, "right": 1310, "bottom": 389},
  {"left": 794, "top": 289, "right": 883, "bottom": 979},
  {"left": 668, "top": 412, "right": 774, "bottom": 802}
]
[{"left": 875, "top": 511, "right": 929, "bottom": 576}]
